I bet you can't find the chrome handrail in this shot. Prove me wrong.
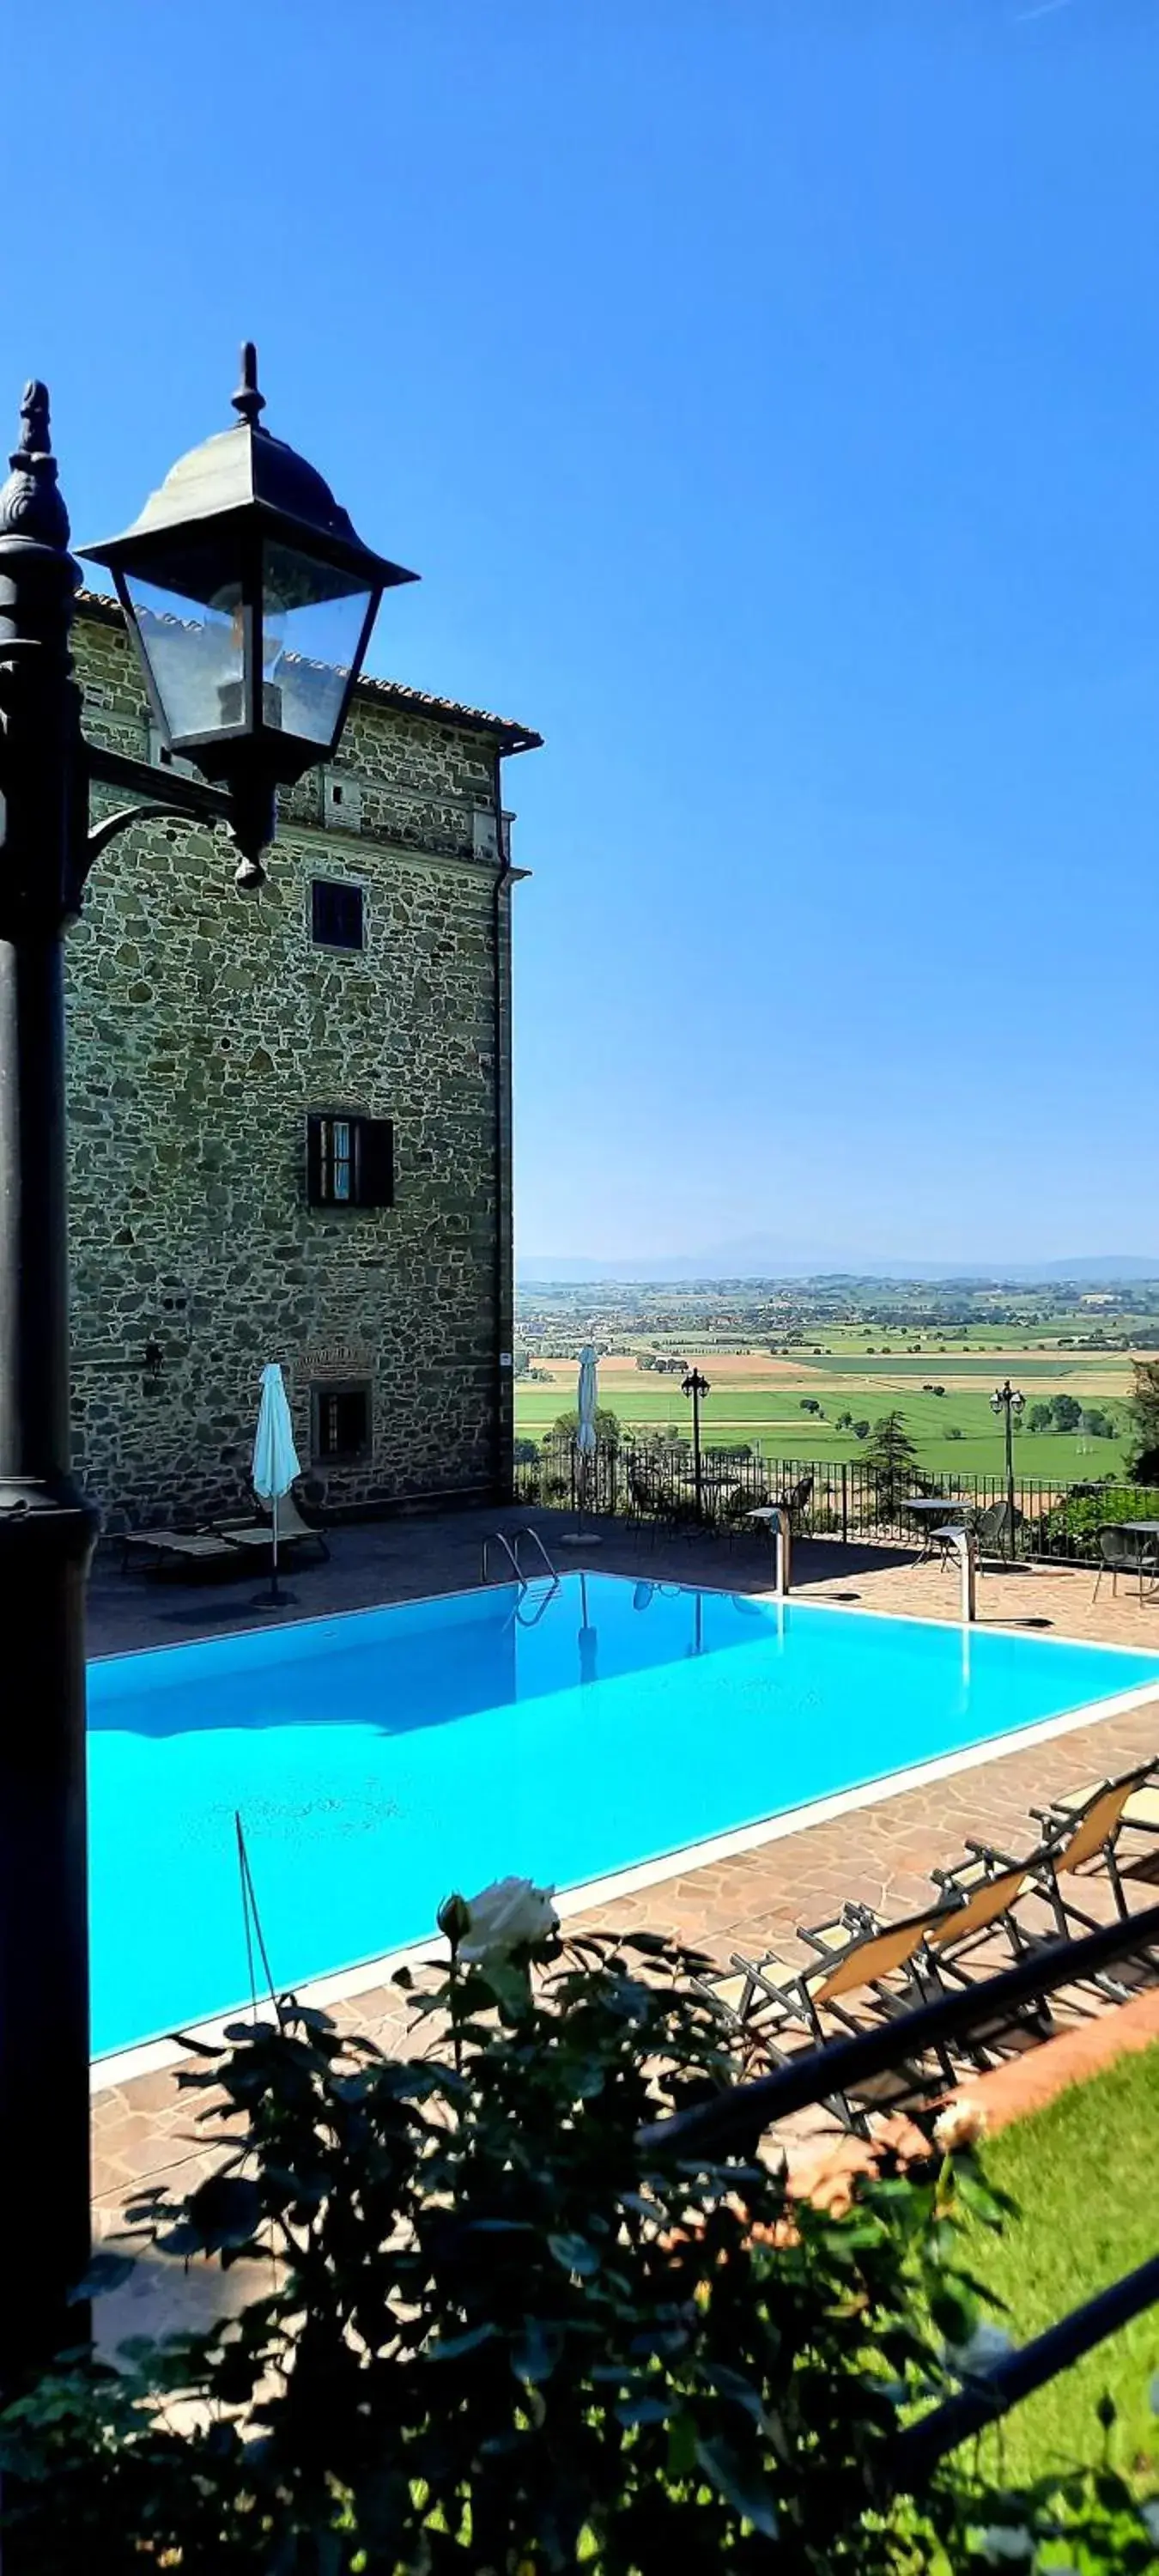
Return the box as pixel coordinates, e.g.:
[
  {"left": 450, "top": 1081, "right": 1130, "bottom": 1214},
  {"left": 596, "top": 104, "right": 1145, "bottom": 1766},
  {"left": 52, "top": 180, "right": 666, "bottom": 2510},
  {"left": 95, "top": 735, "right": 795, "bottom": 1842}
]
[
  {"left": 481, "top": 1531, "right": 526, "bottom": 1589},
  {"left": 513, "top": 1526, "right": 559, "bottom": 1585}
]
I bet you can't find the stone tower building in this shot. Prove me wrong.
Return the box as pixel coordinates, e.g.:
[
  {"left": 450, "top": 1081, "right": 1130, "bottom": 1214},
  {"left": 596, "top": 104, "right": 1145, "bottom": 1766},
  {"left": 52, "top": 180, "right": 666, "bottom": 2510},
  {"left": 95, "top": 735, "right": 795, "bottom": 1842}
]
[{"left": 68, "top": 592, "right": 540, "bottom": 1528}]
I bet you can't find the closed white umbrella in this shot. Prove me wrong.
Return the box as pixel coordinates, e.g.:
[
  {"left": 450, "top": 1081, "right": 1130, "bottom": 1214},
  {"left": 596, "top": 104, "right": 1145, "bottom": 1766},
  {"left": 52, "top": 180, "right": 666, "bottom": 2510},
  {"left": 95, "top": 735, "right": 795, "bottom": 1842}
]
[
  {"left": 575, "top": 1343, "right": 598, "bottom": 1533},
  {"left": 576, "top": 1345, "right": 598, "bottom": 1453},
  {"left": 252, "top": 1362, "right": 300, "bottom": 1605}
]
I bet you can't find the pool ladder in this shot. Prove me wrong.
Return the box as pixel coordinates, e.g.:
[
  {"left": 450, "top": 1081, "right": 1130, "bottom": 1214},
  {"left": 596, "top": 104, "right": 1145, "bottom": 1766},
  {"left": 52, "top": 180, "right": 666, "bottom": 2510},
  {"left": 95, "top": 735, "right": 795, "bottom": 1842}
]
[{"left": 481, "top": 1526, "right": 560, "bottom": 1593}]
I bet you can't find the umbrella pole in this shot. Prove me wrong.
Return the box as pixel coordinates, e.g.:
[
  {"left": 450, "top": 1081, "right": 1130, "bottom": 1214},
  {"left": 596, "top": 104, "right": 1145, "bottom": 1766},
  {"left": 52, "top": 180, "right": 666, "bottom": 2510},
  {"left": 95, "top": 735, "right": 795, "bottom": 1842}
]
[{"left": 270, "top": 1494, "right": 279, "bottom": 1606}]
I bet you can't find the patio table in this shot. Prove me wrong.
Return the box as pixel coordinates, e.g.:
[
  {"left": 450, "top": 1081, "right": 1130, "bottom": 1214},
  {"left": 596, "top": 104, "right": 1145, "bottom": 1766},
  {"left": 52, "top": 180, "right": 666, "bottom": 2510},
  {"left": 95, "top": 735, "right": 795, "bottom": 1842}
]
[
  {"left": 903, "top": 1496, "right": 969, "bottom": 1561},
  {"left": 1118, "top": 1521, "right": 1159, "bottom": 1603}
]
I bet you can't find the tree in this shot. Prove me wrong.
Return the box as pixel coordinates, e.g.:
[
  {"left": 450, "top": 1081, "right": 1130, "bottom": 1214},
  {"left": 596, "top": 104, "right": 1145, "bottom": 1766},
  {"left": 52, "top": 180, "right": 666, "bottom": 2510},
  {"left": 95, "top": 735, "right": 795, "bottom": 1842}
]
[
  {"left": 853, "top": 1418, "right": 871, "bottom": 1439},
  {"left": 1027, "top": 1402, "right": 1053, "bottom": 1434},
  {"left": 1126, "top": 1358, "right": 1159, "bottom": 1480},
  {"left": 946, "top": 1424, "right": 964, "bottom": 1442},
  {"left": 835, "top": 1410, "right": 853, "bottom": 1431},
  {"left": 861, "top": 1408, "right": 921, "bottom": 1510},
  {"left": 551, "top": 1406, "right": 621, "bottom": 1449},
  {"left": 1051, "top": 1394, "right": 1083, "bottom": 1434}
]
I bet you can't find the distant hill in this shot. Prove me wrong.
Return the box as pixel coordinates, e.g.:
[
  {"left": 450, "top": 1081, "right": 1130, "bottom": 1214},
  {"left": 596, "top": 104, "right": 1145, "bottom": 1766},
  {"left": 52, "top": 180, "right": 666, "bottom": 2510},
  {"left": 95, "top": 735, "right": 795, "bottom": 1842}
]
[{"left": 516, "top": 1246, "right": 1159, "bottom": 1287}]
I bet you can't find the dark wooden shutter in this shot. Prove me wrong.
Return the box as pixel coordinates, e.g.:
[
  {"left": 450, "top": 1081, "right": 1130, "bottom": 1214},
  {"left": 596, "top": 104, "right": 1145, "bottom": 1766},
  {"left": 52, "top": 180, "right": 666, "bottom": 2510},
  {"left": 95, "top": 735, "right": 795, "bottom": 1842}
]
[
  {"left": 306, "top": 1114, "right": 325, "bottom": 1206},
  {"left": 357, "top": 1118, "right": 394, "bottom": 1208}
]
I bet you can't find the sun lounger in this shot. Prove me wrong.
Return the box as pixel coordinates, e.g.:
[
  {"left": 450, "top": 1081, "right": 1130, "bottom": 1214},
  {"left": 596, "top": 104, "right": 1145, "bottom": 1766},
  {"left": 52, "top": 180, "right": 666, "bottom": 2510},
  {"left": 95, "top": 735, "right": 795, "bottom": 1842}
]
[
  {"left": 121, "top": 1493, "right": 329, "bottom": 1577},
  {"left": 1035, "top": 1760, "right": 1159, "bottom": 1843},
  {"left": 806, "top": 1871, "right": 1048, "bottom": 2069},
  {"left": 119, "top": 1529, "right": 246, "bottom": 1577},
  {"left": 937, "top": 1763, "right": 1159, "bottom": 1996},
  {"left": 700, "top": 1903, "right": 958, "bottom": 2132},
  {"left": 217, "top": 1494, "right": 330, "bottom": 1562}
]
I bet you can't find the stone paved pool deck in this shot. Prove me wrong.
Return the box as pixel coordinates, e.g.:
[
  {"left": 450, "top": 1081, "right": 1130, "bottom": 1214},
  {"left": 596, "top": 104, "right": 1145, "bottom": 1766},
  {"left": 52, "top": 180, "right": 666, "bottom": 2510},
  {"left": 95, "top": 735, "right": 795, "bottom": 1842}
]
[{"left": 88, "top": 1506, "right": 1159, "bottom": 2241}]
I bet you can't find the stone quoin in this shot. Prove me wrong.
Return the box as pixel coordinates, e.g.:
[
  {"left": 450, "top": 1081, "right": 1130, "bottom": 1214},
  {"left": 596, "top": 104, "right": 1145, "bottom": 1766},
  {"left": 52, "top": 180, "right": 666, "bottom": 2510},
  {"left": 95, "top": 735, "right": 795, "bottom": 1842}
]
[{"left": 66, "top": 594, "right": 541, "bottom": 1528}]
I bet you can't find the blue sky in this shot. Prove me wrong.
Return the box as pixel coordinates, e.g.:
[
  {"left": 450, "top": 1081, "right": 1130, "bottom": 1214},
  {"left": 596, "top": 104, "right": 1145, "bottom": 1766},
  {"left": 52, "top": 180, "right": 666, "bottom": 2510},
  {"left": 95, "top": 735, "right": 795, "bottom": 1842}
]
[{"left": 8, "top": 2, "right": 1159, "bottom": 1266}]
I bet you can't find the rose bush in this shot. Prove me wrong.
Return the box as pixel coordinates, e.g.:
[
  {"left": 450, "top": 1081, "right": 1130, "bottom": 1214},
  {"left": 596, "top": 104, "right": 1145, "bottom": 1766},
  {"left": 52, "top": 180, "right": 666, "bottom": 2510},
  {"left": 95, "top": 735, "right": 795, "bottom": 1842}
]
[{"left": 0, "top": 1905, "right": 1156, "bottom": 2572}]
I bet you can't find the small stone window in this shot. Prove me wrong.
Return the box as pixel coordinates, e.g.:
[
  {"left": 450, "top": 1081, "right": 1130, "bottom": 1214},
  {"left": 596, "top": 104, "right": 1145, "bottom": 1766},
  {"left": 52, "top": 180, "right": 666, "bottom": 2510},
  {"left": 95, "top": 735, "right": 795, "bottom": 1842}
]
[
  {"left": 306, "top": 1114, "right": 394, "bottom": 1209},
  {"left": 312, "top": 1382, "right": 373, "bottom": 1466},
  {"left": 312, "top": 878, "right": 365, "bottom": 951}
]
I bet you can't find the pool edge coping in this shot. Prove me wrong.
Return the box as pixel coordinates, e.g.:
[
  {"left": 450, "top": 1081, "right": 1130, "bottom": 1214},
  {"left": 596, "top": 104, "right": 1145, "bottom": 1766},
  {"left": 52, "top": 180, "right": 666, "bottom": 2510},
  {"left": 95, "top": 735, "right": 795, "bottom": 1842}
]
[{"left": 91, "top": 1653, "right": 1159, "bottom": 2099}]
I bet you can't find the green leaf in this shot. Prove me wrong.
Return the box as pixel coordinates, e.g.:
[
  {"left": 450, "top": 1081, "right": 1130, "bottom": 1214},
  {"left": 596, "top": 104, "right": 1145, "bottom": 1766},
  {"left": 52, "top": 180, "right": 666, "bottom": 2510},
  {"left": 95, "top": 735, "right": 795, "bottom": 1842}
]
[
  {"left": 695, "top": 2437, "right": 779, "bottom": 2536},
  {"left": 548, "top": 2233, "right": 600, "bottom": 2278},
  {"left": 694, "top": 2361, "right": 765, "bottom": 2421},
  {"left": 511, "top": 2318, "right": 564, "bottom": 2384},
  {"left": 930, "top": 2280, "right": 978, "bottom": 2347},
  {"left": 955, "top": 2169, "right": 1010, "bottom": 2228},
  {"left": 615, "top": 2391, "right": 671, "bottom": 2427},
  {"left": 667, "top": 2411, "right": 697, "bottom": 2478},
  {"left": 428, "top": 2322, "right": 499, "bottom": 2362},
  {"left": 185, "top": 2173, "right": 262, "bottom": 2251}
]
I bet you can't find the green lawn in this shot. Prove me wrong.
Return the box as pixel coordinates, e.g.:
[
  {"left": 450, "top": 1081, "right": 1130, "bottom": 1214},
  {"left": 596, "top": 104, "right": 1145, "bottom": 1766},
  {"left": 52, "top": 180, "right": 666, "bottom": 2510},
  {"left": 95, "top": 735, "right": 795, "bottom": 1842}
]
[{"left": 967, "top": 2044, "right": 1159, "bottom": 2488}]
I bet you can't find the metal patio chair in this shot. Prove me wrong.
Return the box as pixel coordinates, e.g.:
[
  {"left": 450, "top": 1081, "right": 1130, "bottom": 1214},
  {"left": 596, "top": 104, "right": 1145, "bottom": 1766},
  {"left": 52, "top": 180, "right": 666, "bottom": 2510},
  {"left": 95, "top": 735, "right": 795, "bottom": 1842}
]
[{"left": 1092, "top": 1523, "right": 1158, "bottom": 1605}]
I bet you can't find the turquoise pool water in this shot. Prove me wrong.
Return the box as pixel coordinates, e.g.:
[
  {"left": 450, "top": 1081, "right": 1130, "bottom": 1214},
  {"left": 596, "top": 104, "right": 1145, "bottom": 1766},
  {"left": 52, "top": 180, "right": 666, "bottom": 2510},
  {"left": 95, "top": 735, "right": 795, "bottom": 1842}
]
[{"left": 88, "top": 1575, "right": 1159, "bottom": 2057}]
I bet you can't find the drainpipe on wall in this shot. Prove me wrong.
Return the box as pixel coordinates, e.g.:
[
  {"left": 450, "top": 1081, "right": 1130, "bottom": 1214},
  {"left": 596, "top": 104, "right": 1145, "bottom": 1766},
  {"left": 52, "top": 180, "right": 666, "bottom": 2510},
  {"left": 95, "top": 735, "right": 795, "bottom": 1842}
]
[{"left": 491, "top": 747, "right": 513, "bottom": 1501}]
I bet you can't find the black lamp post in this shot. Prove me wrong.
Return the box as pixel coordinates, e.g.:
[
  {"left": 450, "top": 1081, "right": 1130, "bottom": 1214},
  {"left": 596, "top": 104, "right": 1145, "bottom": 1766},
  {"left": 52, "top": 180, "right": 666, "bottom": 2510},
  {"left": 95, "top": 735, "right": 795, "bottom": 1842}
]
[
  {"left": 990, "top": 1378, "right": 1025, "bottom": 1562},
  {"left": 681, "top": 1366, "right": 711, "bottom": 1521},
  {"left": 0, "top": 349, "right": 410, "bottom": 2382}
]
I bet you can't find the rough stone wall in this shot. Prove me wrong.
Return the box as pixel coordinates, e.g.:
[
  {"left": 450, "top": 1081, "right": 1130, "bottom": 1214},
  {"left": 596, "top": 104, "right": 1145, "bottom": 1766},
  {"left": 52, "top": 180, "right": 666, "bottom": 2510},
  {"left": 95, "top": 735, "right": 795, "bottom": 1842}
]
[{"left": 66, "top": 599, "right": 522, "bottom": 1529}]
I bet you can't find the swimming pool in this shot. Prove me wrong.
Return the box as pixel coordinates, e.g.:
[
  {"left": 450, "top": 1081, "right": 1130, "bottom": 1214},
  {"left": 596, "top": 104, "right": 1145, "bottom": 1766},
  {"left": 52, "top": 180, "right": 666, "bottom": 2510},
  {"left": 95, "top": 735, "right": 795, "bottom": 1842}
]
[{"left": 88, "top": 1574, "right": 1159, "bottom": 2058}]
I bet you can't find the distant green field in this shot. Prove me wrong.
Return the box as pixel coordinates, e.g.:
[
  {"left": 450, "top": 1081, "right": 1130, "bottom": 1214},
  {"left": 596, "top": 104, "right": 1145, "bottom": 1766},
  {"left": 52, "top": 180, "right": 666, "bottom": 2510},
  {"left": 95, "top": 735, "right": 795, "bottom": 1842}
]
[
  {"left": 789, "top": 1353, "right": 1124, "bottom": 1382},
  {"left": 516, "top": 1367, "right": 1134, "bottom": 1479}
]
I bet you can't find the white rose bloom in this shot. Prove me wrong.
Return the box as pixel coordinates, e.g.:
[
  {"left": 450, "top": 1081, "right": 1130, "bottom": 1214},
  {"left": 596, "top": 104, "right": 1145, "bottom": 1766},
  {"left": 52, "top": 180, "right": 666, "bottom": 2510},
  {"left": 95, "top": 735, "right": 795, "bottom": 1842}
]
[
  {"left": 933, "top": 2098, "right": 987, "bottom": 2154},
  {"left": 458, "top": 1876, "right": 559, "bottom": 1965},
  {"left": 1139, "top": 2499, "right": 1159, "bottom": 2544},
  {"left": 974, "top": 2526, "right": 1034, "bottom": 2563},
  {"left": 944, "top": 2321, "right": 1016, "bottom": 2378}
]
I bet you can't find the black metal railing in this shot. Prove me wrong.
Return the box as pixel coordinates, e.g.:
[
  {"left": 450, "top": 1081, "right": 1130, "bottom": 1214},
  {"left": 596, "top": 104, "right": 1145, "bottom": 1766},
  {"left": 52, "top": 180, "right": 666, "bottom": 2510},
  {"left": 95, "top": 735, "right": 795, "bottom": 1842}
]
[
  {"left": 637, "top": 1900, "right": 1159, "bottom": 2489},
  {"left": 513, "top": 1435, "right": 1159, "bottom": 1568}
]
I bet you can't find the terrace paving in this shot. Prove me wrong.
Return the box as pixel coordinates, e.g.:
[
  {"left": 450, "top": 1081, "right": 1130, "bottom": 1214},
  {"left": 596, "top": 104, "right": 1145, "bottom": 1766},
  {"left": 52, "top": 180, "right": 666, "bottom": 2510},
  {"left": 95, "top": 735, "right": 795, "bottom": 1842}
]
[{"left": 87, "top": 1508, "right": 1159, "bottom": 2346}]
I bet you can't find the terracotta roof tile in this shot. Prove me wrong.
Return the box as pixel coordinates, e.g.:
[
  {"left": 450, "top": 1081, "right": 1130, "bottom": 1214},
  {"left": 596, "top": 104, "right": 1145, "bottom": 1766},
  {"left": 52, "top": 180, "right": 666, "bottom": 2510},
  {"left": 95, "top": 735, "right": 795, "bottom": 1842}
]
[{"left": 74, "top": 589, "right": 542, "bottom": 757}]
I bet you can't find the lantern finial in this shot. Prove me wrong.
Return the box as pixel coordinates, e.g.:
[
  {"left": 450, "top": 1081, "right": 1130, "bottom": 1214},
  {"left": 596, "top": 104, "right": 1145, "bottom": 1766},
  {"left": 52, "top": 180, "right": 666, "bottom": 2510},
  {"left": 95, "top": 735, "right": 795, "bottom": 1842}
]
[
  {"left": 231, "top": 342, "right": 266, "bottom": 429},
  {"left": 0, "top": 378, "right": 70, "bottom": 546}
]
